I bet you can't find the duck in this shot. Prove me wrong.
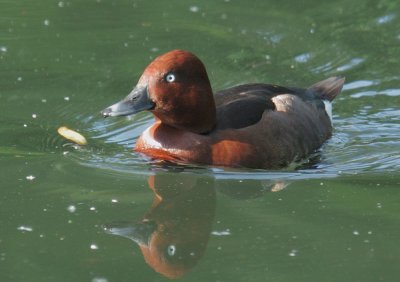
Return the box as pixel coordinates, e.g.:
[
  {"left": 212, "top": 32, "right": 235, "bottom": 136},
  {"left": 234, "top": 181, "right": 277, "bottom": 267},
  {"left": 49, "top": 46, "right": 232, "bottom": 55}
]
[{"left": 101, "top": 49, "right": 345, "bottom": 169}]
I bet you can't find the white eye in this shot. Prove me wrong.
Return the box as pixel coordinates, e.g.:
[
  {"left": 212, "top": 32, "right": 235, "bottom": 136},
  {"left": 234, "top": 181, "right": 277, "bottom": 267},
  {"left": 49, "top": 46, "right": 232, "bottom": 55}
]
[
  {"left": 167, "top": 245, "right": 176, "bottom": 256},
  {"left": 165, "top": 73, "right": 175, "bottom": 83}
]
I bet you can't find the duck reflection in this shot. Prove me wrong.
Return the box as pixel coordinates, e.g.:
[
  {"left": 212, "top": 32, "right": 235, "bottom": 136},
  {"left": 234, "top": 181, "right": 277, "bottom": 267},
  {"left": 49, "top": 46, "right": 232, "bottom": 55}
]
[
  {"left": 105, "top": 172, "right": 216, "bottom": 279},
  {"left": 105, "top": 169, "right": 290, "bottom": 279}
]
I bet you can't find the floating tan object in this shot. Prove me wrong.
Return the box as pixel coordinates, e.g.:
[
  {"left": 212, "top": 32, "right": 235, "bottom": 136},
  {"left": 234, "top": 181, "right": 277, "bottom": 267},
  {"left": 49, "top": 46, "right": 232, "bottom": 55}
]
[{"left": 57, "top": 126, "right": 87, "bottom": 145}]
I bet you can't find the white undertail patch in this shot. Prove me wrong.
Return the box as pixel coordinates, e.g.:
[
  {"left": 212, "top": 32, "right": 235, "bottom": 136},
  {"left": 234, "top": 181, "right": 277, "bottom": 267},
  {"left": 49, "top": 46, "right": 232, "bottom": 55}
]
[{"left": 323, "top": 100, "right": 333, "bottom": 124}]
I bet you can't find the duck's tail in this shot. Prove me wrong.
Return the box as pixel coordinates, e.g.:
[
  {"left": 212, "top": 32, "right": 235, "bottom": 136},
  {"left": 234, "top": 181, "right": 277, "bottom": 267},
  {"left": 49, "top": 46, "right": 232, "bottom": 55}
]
[{"left": 308, "top": 76, "right": 345, "bottom": 102}]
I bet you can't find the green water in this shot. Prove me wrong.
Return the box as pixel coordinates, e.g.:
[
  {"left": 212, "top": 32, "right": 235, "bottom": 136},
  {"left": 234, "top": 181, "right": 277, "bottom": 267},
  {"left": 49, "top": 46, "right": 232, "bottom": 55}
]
[{"left": 1, "top": 0, "right": 400, "bottom": 281}]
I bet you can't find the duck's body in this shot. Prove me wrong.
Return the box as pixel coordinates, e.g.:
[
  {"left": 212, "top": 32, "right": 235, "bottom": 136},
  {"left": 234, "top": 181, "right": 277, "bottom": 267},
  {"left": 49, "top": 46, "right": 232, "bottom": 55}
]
[{"left": 102, "top": 50, "right": 344, "bottom": 169}]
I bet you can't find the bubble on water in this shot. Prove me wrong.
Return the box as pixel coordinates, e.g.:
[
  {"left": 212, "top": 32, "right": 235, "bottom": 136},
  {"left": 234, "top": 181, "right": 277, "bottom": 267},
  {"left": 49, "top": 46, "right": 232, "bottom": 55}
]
[
  {"left": 353, "top": 230, "right": 360, "bottom": 236},
  {"left": 111, "top": 199, "right": 118, "bottom": 203},
  {"left": 43, "top": 19, "right": 50, "bottom": 26},
  {"left": 41, "top": 99, "right": 47, "bottom": 103},
  {"left": 90, "top": 206, "right": 96, "bottom": 211},
  {"left": 32, "top": 113, "right": 37, "bottom": 119},
  {"left": 58, "top": 1, "right": 65, "bottom": 8},
  {"left": 288, "top": 249, "right": 298, "bottom": 257},
  {"left": 67, "top": 205, "right": 76, "bottom": 213},
  {"left": 189, "top": 6, "right": 199, "bottom": 13},
  {"left": 64, "top": 96, "right": 70, "bottom": 101},
  {"left": 0, "top": 46, "right": 7, "bottom": 52},
  {"left": 17, "top": 76, "right": 22, "bottom": 81}
]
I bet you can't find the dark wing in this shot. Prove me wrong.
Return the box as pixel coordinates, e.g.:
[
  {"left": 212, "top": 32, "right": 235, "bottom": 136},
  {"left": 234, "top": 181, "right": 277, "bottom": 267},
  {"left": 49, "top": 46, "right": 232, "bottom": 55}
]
[
  {"left": 214, "top": 83, "right": 308, "bottom": 130},
  {"left": 214, "top": 77, "right": 344, "bottom": 130}
]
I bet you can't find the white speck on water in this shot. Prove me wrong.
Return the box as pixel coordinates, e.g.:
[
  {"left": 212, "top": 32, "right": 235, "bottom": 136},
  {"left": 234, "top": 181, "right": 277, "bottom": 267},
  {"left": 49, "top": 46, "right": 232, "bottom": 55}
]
[
  {"left": 64, "top": 96, "right": 70, "bottom": 101},
  {"left": 111, "top": 199, "right": 118, "bottom": 203},
  {"left": 58, "top": 1, "right": 65, "bottom": 8},
  {"left": 377, "top": 202, "right": 383, "bottom": 209},
  {"left": 39, "top": 234, "right": 45, "bottom": 238},
  {"left": 190, "top": 252, "right": 196, "bottom": 256},
  {"left": 217, "top": 246, "right": 222, "bottom": 250},
  {"left": 67, "top": 205, "right": 76, "bottom": 213},
  {"left": 221, "top": 13, "right": 228, "bottom": 20},
  {"left": 353, "top": 230, "right": 360, "bottom": 236},
  {"left": 319, "top": 182, "right": 324, "bottom": 186},
  {"left": 150, "top": 47, "right": 159, "bottom": 52},
  {"left": 367, "top": 231, "right": 372, "bottom": 235},
  {"left": 90, "top": 206, "right": 96, "bottom": 211},
  {"left": 0, "top": 46, "right": 7, "bottom": 52},
  {"left": 63, "top": 151, "right": 69, "bottom": 155},
  {"left": 123, "top": 42, "right": 128, "bottom": 47},
  {"left": 17, "top": 226, "right": 33, "bottom": 232},
  {"left": 376, "top": 14, "right": 396, "bottom": 25},
  {"left": 364, "top": 239, "right": 370, "bottom": 243},
  {"left": 26, "top": 175, "right": 36, "bottom": 180},
  {"left": 92, "top": 277, "right": 108, "bottom": 282},
  {"left": 189, "top": 6, "right": 199, "bottom": 12},
  {"left": 288, "top": 249, "right": 298, "bottom": 257},
  {"left": 211, "top": 229, "right": 231, "bottom": 236},
  {"left": 67, "top": 220, "right": 73, "bottom": 224},
  {"left": 43, "top": 19, "right": 50, "bottom": 26},
  {"left": 294, "top": 53, "right": 312, "bottom": 63},
  {"left": 41, "top": 99, "right": 47, "bottom": 103},
  {"left": 90, "top": 244, "right": 99, "bottom": 250},
  {"left": 32, "top": 113, "right": 37, "bottom": 119},
  {"left": 17, "top": 76, "right": 22, "bottom": 81}
]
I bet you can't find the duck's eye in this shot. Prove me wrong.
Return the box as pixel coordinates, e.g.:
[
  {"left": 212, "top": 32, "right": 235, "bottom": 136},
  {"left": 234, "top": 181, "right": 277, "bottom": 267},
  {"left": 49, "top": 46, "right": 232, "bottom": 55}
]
[
  {"left": 167, "top": 245, "right": 176, "bottom": 256},
  {"left": 165, "top": 73, "right": 176, "bottom": 83}
]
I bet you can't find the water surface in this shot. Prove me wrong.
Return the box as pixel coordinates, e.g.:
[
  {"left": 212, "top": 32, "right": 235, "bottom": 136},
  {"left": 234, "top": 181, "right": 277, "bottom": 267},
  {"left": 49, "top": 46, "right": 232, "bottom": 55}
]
[{"left": 1, "top": 0, "right": 400, "bottom": 281}]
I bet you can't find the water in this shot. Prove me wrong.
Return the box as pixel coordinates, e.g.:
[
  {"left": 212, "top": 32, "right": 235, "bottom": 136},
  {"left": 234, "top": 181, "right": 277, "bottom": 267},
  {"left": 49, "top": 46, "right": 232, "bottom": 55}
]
[{"left": 1, "top": 0, "right": 400, "bottom": 281}]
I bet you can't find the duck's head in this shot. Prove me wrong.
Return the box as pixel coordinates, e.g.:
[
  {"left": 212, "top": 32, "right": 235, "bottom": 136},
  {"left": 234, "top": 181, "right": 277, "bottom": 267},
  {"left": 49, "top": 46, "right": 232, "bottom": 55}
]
[{"left": 102, "top": 50, "right": 216, "bottom": 134}]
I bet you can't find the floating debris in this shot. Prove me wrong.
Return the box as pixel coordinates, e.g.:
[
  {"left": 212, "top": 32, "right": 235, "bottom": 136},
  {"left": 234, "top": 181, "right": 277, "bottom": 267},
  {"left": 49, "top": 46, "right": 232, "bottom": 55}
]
[
  {"left": 90, "top": 244, "right": 99, "bottom": 250},
  {"left": 211, "top": 229, "right": 231, "bottom": 236},
  {"left": 17, "top": 226, "right": 33, "bottom": 232},
  {"left": 57, "top": 126, "right": 87, "bottom": 145}
]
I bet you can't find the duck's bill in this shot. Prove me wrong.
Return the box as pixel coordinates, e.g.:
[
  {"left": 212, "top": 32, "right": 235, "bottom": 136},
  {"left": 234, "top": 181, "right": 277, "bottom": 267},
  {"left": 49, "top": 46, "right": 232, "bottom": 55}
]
[{"left": 101, "top": 85, "right": 155, "bottom": 117}]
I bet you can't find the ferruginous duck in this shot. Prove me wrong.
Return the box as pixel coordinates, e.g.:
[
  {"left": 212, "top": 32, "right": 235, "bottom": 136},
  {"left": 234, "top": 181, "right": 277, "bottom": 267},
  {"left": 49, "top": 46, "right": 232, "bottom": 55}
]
[{"left": 101, "top": 50, "right": 344, "bottom": 169}]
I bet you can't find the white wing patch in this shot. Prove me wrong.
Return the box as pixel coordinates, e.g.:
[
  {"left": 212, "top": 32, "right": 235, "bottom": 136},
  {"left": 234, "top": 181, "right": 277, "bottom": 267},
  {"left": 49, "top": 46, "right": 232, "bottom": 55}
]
[{"left": 323, "top": 100, "right": 333, "bottom": 123}]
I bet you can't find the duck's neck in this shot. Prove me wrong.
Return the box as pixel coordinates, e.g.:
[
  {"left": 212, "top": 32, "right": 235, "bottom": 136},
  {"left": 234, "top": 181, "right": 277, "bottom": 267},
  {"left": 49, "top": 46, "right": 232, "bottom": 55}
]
[{"left": 152, "top": 88, "right": 217, "bottom": 134}]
